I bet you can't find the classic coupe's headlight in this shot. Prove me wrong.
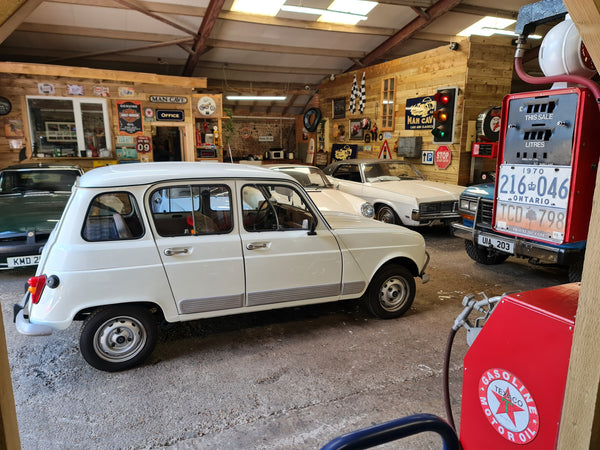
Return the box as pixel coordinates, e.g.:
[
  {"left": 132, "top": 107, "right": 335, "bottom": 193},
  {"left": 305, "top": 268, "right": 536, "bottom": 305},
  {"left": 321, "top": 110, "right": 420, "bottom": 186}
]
[{"left": 361, "top": 202, "right": 375, "bottom": 218}]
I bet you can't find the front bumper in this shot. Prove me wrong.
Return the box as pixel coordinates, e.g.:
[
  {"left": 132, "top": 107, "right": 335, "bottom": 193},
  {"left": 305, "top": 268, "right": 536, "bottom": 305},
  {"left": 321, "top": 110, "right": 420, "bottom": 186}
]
[
  {"left": 0, "top": 235, "right": 47, "bottom": 269},
  {"left": 452, "top": 222, "right": 579, "bottom": 265},
  {"left": 419, "top": 251, "right": 430, "bottom": 284}
]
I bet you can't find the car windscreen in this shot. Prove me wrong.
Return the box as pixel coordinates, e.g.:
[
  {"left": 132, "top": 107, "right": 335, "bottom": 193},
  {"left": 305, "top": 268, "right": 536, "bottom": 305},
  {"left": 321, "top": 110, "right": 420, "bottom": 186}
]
[
  {"left": 276, "top": 167, "right": 332, "bottom": 189},
  {"left": 0, "top": 169, "right": 80, "bottom": 194},
  {"left": 363, "top": 162, "right": 424, "bottom": 182}
]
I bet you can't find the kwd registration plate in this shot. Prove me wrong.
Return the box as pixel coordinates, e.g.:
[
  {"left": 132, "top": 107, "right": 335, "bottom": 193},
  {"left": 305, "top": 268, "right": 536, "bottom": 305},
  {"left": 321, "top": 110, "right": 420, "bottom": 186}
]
[{"left": 495, "top": 164, "right": 571, "bottom": 243}]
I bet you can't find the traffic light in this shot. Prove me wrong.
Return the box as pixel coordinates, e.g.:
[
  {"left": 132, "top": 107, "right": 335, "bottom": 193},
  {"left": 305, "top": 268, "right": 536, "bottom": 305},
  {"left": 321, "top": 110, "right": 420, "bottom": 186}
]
[{"left": 431, "top": 87, "right": 458, "bottom": 143}]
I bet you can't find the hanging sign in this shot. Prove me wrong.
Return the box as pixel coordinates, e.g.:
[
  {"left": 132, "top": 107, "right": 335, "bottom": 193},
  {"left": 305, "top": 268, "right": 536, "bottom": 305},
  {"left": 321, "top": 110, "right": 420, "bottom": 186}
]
[
  {"left": 156, "top": 109, "right": 184, "bottom": 121},
  {"left": 378, "top": 140, "right": 392, "bottom": 159},
  {"left": 435, "top": 145, "right": 452, "bottom": 169},
  {"left": 405, "top": 96, "right": 435, "bottom": 130},
  {"left": 117, "top": 100, "right": 143, "bottom": 136}
]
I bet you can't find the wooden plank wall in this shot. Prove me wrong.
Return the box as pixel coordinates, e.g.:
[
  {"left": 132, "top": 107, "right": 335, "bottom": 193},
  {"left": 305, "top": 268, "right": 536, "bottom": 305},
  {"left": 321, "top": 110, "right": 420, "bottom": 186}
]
[
  {"left": 317, "top": 35, "right": 514, "bottom": 186},
  {"left": 0, "top": 62, "right": 207, "bottom": 170}
]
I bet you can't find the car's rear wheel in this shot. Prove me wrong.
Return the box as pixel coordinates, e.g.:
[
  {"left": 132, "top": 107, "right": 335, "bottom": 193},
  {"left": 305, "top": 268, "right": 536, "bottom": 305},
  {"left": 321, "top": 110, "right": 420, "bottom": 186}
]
[
  {"left": 79, "top": 305, "right": 157, "bottom": 372},
  {"left": 464, "top": 240, "right": 509, "bottom": 265},
  {"left": 376, "top": 205, "right": 400, "bottom": 225},
  {"left": 366, "top": 265, "right": 415, "bottom": 319}
]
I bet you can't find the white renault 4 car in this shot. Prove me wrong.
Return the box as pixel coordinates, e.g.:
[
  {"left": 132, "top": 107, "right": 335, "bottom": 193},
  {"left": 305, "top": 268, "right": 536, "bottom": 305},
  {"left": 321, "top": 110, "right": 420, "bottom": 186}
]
[{"left": 15, "top": 162, "right": 429, "bottom": 372}]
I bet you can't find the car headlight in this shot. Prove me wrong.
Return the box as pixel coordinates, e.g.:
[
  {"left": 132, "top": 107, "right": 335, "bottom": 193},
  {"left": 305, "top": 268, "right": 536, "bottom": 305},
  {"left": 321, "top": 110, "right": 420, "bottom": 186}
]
[
  {"left": 459, "top": 197, "right": 478, "bottom": 213},
  {"left": 361, "top": 202, "right": 375, "bottom": 218}
]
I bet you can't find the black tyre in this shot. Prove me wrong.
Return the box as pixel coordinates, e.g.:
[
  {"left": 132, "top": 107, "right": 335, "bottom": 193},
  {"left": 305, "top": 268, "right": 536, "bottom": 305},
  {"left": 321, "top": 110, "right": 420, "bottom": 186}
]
[
  {"left": 366, "top": 265, "right": 415, "bottom": 319},
  {"left": 376, "top": 205, "right": 400, "bottom": 225},
  {"left": 464, "top": 240, "right": 510, "bottom": 265},
  {"left": 79, "top": 305, "right": 157, "bottom": 372}
]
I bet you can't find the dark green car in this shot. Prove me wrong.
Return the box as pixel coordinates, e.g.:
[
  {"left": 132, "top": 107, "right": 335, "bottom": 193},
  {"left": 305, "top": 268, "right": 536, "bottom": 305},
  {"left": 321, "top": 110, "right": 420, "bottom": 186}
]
[{"left": 0, "top": 163, "right": 83, "bottom": 269}]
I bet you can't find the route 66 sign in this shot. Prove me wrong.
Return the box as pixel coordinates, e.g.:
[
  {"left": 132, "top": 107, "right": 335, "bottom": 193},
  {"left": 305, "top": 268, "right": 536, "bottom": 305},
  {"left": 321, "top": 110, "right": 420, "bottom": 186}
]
[{"left": 136, "top": 136, "right": 151, "bottom": 153}]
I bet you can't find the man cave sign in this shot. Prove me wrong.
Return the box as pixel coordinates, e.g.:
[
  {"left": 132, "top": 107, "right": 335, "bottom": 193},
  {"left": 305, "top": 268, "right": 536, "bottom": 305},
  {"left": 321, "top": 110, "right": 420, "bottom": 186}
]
[{"left": 479, "top": 368, "right": 540, "bottom": 444}]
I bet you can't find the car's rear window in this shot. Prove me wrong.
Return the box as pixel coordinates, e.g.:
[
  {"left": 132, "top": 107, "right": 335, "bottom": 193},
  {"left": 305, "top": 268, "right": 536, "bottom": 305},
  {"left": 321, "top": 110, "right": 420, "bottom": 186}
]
[
  {"left": 0, "top": 169, "right": 79, "bottom": 193},
  {"left": 82, "top": 192, "right": 144, "bottom": 241}
]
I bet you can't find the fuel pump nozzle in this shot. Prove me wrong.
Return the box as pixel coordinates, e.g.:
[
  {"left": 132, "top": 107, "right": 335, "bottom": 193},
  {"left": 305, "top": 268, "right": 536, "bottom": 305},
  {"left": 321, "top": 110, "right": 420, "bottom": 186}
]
[{"left": 453, "top": 292, "right": 503, "bottom": 346}]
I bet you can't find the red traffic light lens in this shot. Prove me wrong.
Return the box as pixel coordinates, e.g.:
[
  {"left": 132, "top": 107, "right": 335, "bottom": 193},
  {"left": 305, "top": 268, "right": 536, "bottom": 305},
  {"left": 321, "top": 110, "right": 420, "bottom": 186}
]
[{"left": 434, "top": 92, "right": 450, "bottom": 105}]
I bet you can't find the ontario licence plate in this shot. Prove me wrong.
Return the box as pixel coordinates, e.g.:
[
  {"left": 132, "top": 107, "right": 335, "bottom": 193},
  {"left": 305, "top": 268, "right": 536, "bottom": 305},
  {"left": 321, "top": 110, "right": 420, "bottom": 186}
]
[
  {"left": 7, "top": 255, "right": 40, "bottom": 268},
  {"left": 477, "top": 234, "right": 514, "bottom": 254},
  {"left": 495, "top": 201, "right": 566, "bottom": 243}
]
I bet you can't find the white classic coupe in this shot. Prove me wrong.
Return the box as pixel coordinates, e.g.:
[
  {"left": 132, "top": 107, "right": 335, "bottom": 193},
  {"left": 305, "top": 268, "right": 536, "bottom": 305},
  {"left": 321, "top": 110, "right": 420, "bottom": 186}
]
[
  {"left": 15, "top": 162, "right": 429, "bottom": 372},
  {"left": 323, "top": 159, "right": 466, "bottom": 227},
  {"left": 267, "top": 164, "right": 374, "bottom": 218}
]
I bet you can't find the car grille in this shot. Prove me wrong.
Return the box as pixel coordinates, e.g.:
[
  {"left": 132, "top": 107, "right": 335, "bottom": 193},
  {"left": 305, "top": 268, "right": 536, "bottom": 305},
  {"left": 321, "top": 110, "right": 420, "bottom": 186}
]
[
  {"left": 476, "top": 199, "right": 494, "bottom": 228},
  {"left": 419, "top": 201, "right": 459, "bottom": 219},
  {"left": 0, "top": 232, "right": 50, "bottom": 244}
]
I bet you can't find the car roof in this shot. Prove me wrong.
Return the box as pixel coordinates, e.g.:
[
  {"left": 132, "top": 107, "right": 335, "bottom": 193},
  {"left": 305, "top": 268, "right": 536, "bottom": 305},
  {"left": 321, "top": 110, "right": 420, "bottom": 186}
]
[
  {"left": 268, "top": 164, "right": 320, "bottom": 171},
  {"left": 3, "top": 162, "right": 83, "bottom": 171},
  {"left": 78, "top": 161, "right": 295, "bottom": 188}
]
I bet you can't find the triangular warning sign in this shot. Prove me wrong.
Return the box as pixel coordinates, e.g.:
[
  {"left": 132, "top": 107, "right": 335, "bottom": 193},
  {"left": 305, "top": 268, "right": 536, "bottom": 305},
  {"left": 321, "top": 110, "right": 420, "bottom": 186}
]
[{"left": 379, "top": 140, "right": 392, "bottom": 159}]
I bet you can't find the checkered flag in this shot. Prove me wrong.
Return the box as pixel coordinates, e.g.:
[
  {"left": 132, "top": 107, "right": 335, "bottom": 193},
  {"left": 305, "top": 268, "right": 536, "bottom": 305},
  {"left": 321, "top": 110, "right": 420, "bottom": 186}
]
[
  {"left": 349, "top": 74, "right": 358, "bottom": 114},
  {"left": 358, "top": 72, "right": 366, "bottom": 113}
]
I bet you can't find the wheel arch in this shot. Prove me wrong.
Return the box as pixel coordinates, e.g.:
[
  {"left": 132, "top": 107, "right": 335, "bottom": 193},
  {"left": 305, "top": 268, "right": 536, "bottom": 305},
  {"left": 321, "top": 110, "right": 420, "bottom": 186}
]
[
  {"left": 373, "top": 257, "right": 420, "bottom": 280},
  {"left": 73, "top": 301, "right": 166, "bottom": 322}
]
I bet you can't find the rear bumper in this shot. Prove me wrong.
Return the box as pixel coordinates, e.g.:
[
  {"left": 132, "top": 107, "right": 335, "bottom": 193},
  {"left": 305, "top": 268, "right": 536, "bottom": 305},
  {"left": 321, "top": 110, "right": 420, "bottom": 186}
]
[
  {"left": 15, "top": 309, "right": 53, "bottom": 336},
  {"left": 451, "top": 222, "right": 582, "bottom": 265}
]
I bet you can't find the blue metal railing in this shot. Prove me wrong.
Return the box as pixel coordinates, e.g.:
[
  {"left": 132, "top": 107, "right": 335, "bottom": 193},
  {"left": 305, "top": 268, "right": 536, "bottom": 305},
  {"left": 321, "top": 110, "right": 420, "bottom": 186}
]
[{"left": 321, "top": 413, "right": 459, "bottom": 450}]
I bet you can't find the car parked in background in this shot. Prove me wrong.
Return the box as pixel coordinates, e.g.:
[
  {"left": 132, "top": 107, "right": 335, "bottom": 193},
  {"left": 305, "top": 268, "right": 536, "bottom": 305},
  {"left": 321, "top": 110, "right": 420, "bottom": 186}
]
[
  {"left": 323, "top": 159, "right": 465, "bottom": 226},
  {"left": 15, "top": 162, "right": 429, "bottom": 372},
  {"left": 267, "top": 164, "right": 374, "bottom": 218},
  {"left": 0, "top": 163, "right": 83, "bottom": 269}
]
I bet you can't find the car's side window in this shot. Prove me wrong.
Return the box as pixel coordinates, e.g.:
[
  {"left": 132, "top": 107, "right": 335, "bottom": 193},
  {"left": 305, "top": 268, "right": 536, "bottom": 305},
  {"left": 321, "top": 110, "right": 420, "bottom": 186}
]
[
  {"left": 242, "top": 184, "right": 315, "bottom": 232},
  {"left": 82, "top": 192, "right": 144, "bottom": 241},
  {"left": 332, "top": 164, "right": 361, "bottom": 182},
  {"left": 150, "top": 184, "right": 232, "bottom": 236}
]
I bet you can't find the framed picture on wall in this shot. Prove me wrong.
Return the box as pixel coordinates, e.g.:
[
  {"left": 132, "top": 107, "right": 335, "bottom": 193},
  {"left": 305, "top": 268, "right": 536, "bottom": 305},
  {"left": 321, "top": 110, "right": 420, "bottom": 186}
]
[
  {"left": 332, "top": 98, "right": 346, "bottom": 119},
  {"left": 349, "top": 119, "right": 364, "bottom": 140}
]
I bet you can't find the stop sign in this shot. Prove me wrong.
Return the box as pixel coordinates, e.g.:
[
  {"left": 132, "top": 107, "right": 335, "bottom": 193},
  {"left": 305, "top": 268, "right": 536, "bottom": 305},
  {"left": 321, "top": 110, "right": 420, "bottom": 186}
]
[{"left": 435, "top": 145, "right": 452, "bottom": 169}]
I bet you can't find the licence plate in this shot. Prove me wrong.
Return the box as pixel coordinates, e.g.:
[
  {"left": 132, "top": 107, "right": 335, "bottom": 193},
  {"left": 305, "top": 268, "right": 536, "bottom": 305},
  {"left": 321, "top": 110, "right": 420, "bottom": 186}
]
[
  {"left": 497, "top": 164, "right": 571, "bottom": 209},
  {"left": 7, "top": 255, "right": 40, "bottom": 268},
  {"left": 477, "top": 234, "right": 514, "bottom": 254},
  {"left": 494, "top": 201, "right": 566, "bottom": 243}
]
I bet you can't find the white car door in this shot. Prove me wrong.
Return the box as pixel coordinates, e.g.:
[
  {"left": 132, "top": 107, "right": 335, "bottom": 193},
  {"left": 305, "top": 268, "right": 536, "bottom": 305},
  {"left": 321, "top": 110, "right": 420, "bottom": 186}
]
[
  {"left": 238, "top": 181, "right": 343, "bottom": 307},
  {"left": 149, "top": 182, "right": 245, "bottom": 315}
]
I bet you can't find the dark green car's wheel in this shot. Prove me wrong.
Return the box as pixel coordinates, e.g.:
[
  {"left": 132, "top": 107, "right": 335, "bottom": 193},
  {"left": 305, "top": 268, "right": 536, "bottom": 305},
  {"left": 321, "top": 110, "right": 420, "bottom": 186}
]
[
  {"left": 79, "top": 305, "right": 157, "bottom": 372},
  {"left": 366, "top": 265, "right": 415, "bottom": 319},
  {"left": 464, "top": 240, "right": 510, "bottom": 265},
  {"left": 376, "top": 205, "right": 400, "bottom": 225}
]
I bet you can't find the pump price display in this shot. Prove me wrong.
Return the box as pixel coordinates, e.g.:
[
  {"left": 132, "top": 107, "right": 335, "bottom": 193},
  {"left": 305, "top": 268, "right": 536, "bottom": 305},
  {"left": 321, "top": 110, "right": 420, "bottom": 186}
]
[{"left": 495, "top": 164, "right": 571, "bottom": 243}]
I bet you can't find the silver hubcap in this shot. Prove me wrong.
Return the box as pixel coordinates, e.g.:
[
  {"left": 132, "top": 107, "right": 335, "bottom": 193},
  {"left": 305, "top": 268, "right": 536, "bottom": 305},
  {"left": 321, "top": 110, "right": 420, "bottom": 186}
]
[
  {"left": 379, "top": 276, "right": 409, "bottom": 312},
  {"left": 377, "top": 208, "right": 395, "bottom": 224},
  {"left": 93, "top": 316, "right": 147, "bottom": 362}
]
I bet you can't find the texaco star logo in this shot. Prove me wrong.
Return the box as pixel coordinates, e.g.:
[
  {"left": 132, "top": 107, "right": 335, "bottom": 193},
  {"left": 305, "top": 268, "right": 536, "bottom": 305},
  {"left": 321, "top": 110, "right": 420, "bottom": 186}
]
[{"left": 479, "top": 368, "right": 539, "bottom": 444}]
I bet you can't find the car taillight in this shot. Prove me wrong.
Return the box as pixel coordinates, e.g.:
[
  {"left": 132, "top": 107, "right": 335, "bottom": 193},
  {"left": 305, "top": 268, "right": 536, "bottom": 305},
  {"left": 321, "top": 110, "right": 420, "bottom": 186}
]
[{"left": 27, "top": 275, "right": 47, "bottom": 304}]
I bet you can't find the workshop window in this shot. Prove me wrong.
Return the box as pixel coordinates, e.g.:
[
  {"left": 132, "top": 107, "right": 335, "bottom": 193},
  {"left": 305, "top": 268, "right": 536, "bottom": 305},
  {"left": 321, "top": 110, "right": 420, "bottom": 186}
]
[
  {"left": 150, "top": 184, "right": 233, "bottom": 236},
  {"left": 380, "top": 77, "right": 396, "bottom": 131},
  {"left": 242, "top": 184, "right": 315, "bottom": 232},
  {"left": 26, "top": 96, "right": 112, "bottom": 158}
]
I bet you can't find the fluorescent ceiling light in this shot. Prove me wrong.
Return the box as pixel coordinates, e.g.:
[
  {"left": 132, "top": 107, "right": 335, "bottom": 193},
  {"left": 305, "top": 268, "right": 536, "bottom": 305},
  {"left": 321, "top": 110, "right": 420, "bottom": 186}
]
[
  {"left": 231, "top": 0, "right": 285, "bottom": 16},
  {"left": 458, "top": 17, "right": 516, "bottom": 37},
  {"left": 226, "top": 96, "right": 287, "bottom": 101},
  {"left": 482, "top": 27, "right": 542, "bottom": 39}
]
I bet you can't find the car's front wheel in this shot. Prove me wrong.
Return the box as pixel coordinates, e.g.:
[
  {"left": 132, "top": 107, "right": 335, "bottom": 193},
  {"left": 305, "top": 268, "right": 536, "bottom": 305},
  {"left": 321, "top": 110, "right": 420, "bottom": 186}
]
[
  {"left": 366, "top": 265, "right": 415, "bottom": 319},
  {"left": 376, "top": 205, "right": 400, "bottom": 225},
  {"left": 79, "top": 305, "right": 157, "bottom": 372},
  {"left": 464, "top": 240, "right": 509, "bottom": 265}
]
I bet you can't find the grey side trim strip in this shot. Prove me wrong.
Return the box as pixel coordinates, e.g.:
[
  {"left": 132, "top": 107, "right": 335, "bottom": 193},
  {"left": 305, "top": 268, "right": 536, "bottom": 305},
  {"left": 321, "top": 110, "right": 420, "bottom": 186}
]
[
  {"left": 179, "top": 294, "right": 244, "bottom": 314},
  {"left": 342, "top": 281, "right": 366, "bottom": 296},
  {"left": 247, "top": 283, "right": 340, "bottom": 307}
]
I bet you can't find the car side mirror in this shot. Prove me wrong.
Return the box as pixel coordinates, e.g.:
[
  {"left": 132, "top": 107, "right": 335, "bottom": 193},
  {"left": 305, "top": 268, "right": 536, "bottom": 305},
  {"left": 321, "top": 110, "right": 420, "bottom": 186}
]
[{"left": 307, "top": 219, "right": 317, "bottom": 236}]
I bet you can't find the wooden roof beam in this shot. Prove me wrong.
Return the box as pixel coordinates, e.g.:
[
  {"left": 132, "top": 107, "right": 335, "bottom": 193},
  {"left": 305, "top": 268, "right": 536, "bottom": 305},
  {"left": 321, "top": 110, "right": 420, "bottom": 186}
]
[
  {"left": 181, "top": 0, "right": 225, "bottom": 76},
  {"left": 351, "top": 0, "right": 463, "bottom": 69}
]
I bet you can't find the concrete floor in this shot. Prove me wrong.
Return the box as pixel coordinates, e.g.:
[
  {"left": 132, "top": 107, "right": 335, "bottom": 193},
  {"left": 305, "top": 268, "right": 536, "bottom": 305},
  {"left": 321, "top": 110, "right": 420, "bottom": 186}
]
[{"left": 1, "top": 228, "right": 567, "bottom": 449}]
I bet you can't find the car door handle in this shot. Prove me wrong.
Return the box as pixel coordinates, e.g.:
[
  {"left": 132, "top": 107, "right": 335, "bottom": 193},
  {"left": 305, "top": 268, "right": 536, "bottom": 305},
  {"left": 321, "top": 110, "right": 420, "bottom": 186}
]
[
  {"left": 164, "top": 248, "right": 190, "bottom": 256},
  {"left": 246, "top": 242, "right": 269, "bottom": 250}
]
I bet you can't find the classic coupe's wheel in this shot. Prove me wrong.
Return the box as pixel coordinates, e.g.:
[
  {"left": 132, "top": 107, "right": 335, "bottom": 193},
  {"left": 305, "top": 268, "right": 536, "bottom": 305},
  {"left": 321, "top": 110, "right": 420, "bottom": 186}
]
[
  {"left": 366, "top": 265, "right": 415, "bottom": 319},
  {"left": 79, "top": 305, "right": 157, "bottom": 372},
  {"left": 464, "top": 240, "right": 509, "bottom": 265},
  {"left": 376, "top": 205, "right": 400, "bottom": 225}
]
